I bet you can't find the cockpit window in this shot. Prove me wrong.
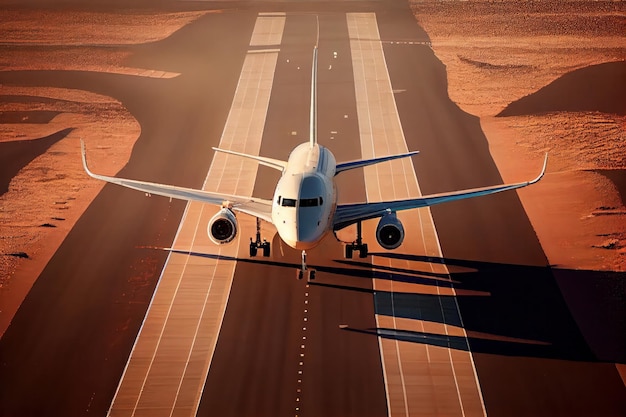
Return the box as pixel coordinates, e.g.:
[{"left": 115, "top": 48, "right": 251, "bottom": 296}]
[
  {"left": 281, "top": 198, "right": 297, "bottom": 207},
  {"left": 300, "top": 198, "right": 319, "bottom": 207}
]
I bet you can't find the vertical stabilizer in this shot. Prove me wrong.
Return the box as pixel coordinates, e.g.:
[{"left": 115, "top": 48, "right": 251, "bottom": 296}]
[{"left": 309, "top": 46, "right": 318, "bottom": 148}]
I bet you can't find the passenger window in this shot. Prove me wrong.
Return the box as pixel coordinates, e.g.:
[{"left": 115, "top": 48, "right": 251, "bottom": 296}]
[
  {"left": 300, "top": 198, "right": 318, "bottom": 207},
  {"left": 282, "top": 198, "right": 297, "bottom": 207}
]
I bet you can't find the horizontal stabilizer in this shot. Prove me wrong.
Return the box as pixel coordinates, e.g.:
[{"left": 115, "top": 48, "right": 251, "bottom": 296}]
[
  {"left": 335, "top": 151, "right": 419, "bottom": 175},
  {"left": 212, "top": 147, "right": 287, "bottom": 172}
]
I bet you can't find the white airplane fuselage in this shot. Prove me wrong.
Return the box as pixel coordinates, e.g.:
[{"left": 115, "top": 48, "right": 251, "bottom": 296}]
[{"left": 271, "top": 142, "right": 337, "bottom": 250}]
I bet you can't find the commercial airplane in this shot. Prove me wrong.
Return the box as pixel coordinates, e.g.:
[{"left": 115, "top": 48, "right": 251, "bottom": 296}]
[{"left": 82, "top": 46, "right": 547, "bottom": 279}]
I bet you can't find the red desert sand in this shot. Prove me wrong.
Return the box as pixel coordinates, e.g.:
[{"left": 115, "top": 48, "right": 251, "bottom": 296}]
[{"left": 1, "top": 3, "right": 625, "bottom": 337}]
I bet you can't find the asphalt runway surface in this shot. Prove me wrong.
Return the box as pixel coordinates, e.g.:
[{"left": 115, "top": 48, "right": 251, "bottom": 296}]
[{"left": 1, "top": 1, "right": 625, "bottom": 416}]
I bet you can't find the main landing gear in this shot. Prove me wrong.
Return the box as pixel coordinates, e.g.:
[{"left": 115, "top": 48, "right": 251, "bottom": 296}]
[
  {"left": 345, "top": 221, "right": 368, "bottom": 259},
  {"left": 297, "top": 250, "right": 316, "bottom": 282},
  {"left": 249, "top": 217, "right": 270, "bottom": 257}
]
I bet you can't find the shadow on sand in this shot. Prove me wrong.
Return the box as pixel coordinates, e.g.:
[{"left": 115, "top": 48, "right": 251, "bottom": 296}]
[
  {"left": 498, "top": 61, "right": 626, "bottom": 116},
  {"left": 0, "top": 127, "right": 73, "bottom": 196}
]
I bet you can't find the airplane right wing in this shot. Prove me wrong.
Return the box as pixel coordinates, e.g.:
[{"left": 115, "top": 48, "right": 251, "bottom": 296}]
[
  {"left": 333, "top": 154, "right": 547, "bottom": 230},
  {"left": 81, "top": 141, "right": 273, "bottom": 223}
]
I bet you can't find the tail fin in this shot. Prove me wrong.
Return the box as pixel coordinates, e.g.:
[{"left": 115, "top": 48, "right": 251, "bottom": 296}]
[{"left": 309, "top": 46, "right": 318, "bottom": 148}]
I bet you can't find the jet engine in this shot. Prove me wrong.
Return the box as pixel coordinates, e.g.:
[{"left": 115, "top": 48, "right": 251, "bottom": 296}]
[
  {"left": 376, "top": 212, "right": 405, "bottom": 250},
  {"left": 208, "top": 208, "right": 238, "bottom": 245}
]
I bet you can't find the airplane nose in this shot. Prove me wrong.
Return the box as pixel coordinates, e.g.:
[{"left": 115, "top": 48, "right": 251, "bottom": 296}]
[
  {"left": 296, "top": 215, "right": 321, "bottom": 249},
  {"left": 278, "top": 226, "right": 318, "bottom": 251},
  {"left": 295, "top": 233, "right": 318, "bottom": 250},
  {"left": 279, "top": 228, "right": 298, "bottom": 250},
  {"left": 276, "top": 208, "right": 323, "bottom": 250}
]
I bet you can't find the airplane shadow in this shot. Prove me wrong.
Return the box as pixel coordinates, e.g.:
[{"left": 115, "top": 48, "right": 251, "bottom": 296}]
[
  {"left": 160, "top": 247, "right": 625, "bottom": 364},
  {"left": 368, "top": 252, "right": 626, "bottom": 364},
  {"left": 341, "top": 326, "right": 555, "bottom": 359}
]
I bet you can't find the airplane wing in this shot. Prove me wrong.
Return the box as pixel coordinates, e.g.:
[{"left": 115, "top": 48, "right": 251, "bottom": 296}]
[
  {"left": 81, "top": 141, "right": 273, "bottom": 223},
  {"left": 333, "top": 154, "right": 547, "bottom": 230}
]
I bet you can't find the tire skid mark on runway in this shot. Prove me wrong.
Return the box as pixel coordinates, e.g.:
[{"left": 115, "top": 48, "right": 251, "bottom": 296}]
[
  {"left": 348, "top": 12, "right": 486, "bottom": 417},
  {"left": 106, "top": 13, "right": 285, "bottom": 417}
]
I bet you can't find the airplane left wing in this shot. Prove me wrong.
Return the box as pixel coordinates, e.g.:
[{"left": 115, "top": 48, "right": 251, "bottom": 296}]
[
  {"left": 333, "top": 154, "right": 547, "bottom": 230},
  {"left": 81, "top": 141, "right": 273, "bottom": 223}
]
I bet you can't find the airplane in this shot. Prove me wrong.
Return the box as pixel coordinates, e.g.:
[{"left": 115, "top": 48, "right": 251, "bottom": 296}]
[{"left": 81, "top": 46, "right": 547, "bottom": 280}]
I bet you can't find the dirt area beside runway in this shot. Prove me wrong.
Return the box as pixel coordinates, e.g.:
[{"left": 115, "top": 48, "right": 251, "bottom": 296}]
[
  {"left": 410, "top": 0, "right": 626, "bottom": 271},
  {"left": 0, "top": 9, "right": 208, "bottom": 335}
]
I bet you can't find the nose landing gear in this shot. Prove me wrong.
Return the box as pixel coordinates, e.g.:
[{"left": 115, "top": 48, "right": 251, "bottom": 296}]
[{"left": 297, "top": 250, "right": 316, "bottom": 282}]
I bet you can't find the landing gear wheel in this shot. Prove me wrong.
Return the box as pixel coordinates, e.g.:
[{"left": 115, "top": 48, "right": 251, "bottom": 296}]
[
  {"left": 297, "top": 250, "right": 316, "bottom": 281},
  {"left": 249, "top": 217, "right": 270, "bottom": 258},
  {"left": 344, "top": 221, "right": 368, "bottom": 259},
  {"left": 297, "top": 269, "right": 316, "bottom": 281}
]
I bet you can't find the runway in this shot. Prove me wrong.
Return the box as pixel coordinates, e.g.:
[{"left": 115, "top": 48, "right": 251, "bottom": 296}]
[
  {"left": 106, "top": 13, "right": 285, "bottom": 416},
  {"left": 0, "top": 1, "right": 624, "bottom": 417}
]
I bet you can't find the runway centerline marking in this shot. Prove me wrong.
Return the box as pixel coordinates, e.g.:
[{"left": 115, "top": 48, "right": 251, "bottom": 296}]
[
  {"left": 348, "top": 12, "right": 486, "bottom": 417},
  {"left": 106, "top": 13, "right": 285, "bottom": 417}
]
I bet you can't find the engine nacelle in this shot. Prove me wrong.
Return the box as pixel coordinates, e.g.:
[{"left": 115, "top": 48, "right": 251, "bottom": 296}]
[
  {"left": 207, "top": 208, "right": 238, "bottom": 245},
  {"left": 376, "top": 212, "right": 405, "bottom": 250}
]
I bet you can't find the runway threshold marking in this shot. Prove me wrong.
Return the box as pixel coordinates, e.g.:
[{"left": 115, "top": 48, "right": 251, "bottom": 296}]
[
  {"left": 348, "top": 12, "right": 486, "bottom": 417},
  {"left": 106, "top": 13, "right": 285, "bottom": 417}
]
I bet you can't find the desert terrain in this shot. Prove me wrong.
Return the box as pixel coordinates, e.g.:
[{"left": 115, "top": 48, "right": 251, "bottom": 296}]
[
  {"left": 410, "top": 0, "right": 626, "bottom": 272},
  {"left": 0, "top": 8, "right": 210, "bottom": 334},
  {"left": 0, "top": 0, "right": 624, "bottom": 341}
]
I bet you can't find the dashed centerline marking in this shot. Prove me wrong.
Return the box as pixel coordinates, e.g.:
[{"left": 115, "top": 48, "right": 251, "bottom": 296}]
[{"left": 295, "top": 284, "right": 311, "bottom": 417}]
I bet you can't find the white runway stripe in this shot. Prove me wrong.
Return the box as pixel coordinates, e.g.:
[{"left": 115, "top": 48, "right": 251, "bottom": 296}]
[
  {"left": 347, "top": 12, "right": 486, "bottom": 417},
  {"left": 107, "top": 13, "right": 285, "bottom": 417}
]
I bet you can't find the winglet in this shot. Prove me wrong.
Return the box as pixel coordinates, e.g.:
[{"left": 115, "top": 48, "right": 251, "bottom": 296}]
[
  {"left": 81, "top": 139, "right": 118, "bottom": 182},
  {"left": 80, "top": 139, "right": 96, "bottom": 178},
  {"left": 529, "top": 153, "right": 548, "bottom": 185}
]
